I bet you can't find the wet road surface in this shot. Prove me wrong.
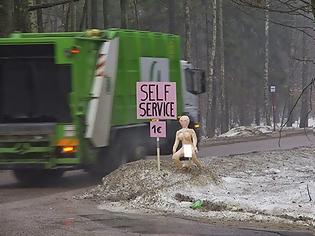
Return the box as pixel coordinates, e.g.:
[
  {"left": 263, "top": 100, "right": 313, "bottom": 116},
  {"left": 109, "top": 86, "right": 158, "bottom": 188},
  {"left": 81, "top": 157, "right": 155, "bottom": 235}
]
[
  {"left": 0, "top": 177, "right": 313, "bottom": 236},
  {"left": 199, "top": 134, "right": 315, "bottom": 157}
]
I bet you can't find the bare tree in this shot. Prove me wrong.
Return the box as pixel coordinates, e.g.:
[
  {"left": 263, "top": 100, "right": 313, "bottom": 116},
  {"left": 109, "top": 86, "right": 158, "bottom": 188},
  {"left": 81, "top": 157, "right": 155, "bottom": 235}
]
[
  {"left": 254, "top": 89, "right": 260, "bottom": 125},
  {"left": 218, "top": 0, "right": 228, "bottom": 133},
  {"left": 28, "top": 0, "right": 79, "bottom": 11},
  {"left": 0, "top": 0, "right": 12, "bottom": 36},
  {"left": 232, "top": 0, "right": 313, "bottom": 19},
  {"left": 13, "top": 0, "right": 30, "bottom": 32},
  {"left": 133, "top": 0, "right": 139, "bottom": 29},
  {"left": 28, "top": 0, "right": 37, "bottom": 32},
  {"left": 64, "top": 3, "right": 70, "bottom": 31},
  {"left": 91, "top": 0, "right": 97, "bottom": 28},
  {"left": 80, "top": 0, "right": 87, "bottom": 30},
  {"left": 184, "top": 0, "right": 192, "bottom": 62},
  {"left": 168, "top": 0, "right": 176, "bottom": 34},
  {"left": 103, "top": 0, "right": 108, "bottom": 28},
  {"left": 206, "top": 0, "right": 217, "bottom": 137},
  {"left": 263, "top": 0, "right": 271, "bottom": 126},
  {"left": 69, "top": 0, "right": 75, "bottom": 31},
  {"left": 300, "top": 29, "right": 309, "bottom": 128},
  {"left": 120, "top": 0, "right": 128, "bottom": 28},
  {"left": 36, "top": 0, "right": 43, "bottom": 32},
  {"left": 287, "top": 19, "right": 297, "bottom": 127}
]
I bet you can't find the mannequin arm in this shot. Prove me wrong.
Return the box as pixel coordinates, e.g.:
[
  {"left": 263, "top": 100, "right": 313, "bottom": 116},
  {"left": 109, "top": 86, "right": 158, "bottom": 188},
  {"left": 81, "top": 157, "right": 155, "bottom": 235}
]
[
  {"left": 172, "top": 131, "right": 179, "bottom": 154},
  {"left": 192, "top": 129, "right": 198, "bottom": 151}
]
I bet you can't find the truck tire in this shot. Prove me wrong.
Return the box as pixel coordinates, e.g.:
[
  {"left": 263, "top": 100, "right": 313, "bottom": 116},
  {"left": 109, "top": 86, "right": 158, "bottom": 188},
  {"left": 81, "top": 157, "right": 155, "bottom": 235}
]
[
  {"left": 88, "top": 129, "right": 147, "bottom": 178},
  {"left": 13, "top": 169, "right": 64, "bottom": 185},
  {"left": 87, "top": 147, "right": 119, "bottom": 178},
  {"left": 110, "top": 129, "right": 147, "bottom": 163},
  {"left": 88, "top": 141, "right": 128, "bottom": 178}
]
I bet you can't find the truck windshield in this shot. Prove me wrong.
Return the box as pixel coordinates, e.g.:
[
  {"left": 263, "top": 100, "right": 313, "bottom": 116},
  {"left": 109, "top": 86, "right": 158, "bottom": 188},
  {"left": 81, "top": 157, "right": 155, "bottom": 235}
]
[{"left": 0, "top": 44, "right": 72, "bottom": 123}]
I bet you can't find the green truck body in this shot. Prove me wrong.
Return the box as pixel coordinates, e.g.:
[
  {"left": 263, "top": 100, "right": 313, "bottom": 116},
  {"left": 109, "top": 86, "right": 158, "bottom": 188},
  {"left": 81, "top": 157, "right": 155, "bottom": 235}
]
[{"left": 0, "top": 29, "right": 204, "bottom": 182}]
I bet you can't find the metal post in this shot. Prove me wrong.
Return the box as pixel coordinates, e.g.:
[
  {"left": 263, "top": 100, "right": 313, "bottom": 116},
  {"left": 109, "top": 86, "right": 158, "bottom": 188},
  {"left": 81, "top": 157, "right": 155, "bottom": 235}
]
[
  {"left": 272, "top": 94, "right": 275, "bottom": 131},
  {"left": 270, "top": 85, "right": 276, "bottom": 131},
  {"left": 156, "top": 137, "right": 160, "bottom": 171}
]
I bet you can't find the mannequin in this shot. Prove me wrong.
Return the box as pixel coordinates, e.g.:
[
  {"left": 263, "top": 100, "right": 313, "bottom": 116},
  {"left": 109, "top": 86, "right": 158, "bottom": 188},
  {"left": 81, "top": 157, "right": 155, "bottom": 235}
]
[{"left": 172, "top": 115, "right": 202, "bottom": 170}]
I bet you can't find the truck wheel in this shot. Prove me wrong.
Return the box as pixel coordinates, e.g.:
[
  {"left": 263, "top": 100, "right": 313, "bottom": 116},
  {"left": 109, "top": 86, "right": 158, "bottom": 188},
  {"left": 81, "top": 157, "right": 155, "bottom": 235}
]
[
  {"left": 88, "top": 147, "right": 117, "bottom": 178},
  {"left": 108, "top": 137, "right": 129, "bottom": 166},
  {"left": 13, "top": 169, "right": 64, "bottom": 185},
  {"left": 88, "top": 131, "right": 147, "bottom": 178}
]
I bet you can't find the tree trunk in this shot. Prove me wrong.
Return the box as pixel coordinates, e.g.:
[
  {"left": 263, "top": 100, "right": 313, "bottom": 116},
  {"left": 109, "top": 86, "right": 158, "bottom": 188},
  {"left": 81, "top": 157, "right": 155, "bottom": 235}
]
[
  {"left": 286, "top": 21, "right": 296, "bottom": 127},
  {"left": 0, "top": 0, "right": 12, "bottom": 36},
  {"left": 218, "top": 0, "right": 228, "bottom": 133},
  {"left": 103, "top": 0, "right": 108, "bottom": 28},
  {"left": 168, "top": 0, "right": 175, "bottom": 34},
  {"left": 13, "top": 0, "right": 30, "bottom": 32},
  {"left": 311, "top": 0, "right": 315, "bottom": 19},
  {"left": 80, "top": 0, "right": 87, "bottom": 30},
  {"left": 35, "top": 0, "right": 43, "bottom": 32},
  {"left": 263, "top": 0, "right": 271, "bottom": 126},
  {"left": 133, "top": 0, "right": 139, "bottom": 29},
  {"left": 206, "top": 0, "right": 217, "bottom": 137},
  {"left": 184, "top": 0, "right": 192, "bottom": 62},
  {"left": 69, "top": 0, "right": 75, "bottom": 31},
  {"left": 210, "top": 75, "right": 218, "bottom": 137},
  {"left": 28, "top": 0, "right": 37, "bottom": 32},
  {"left": 299, "top": 31, "right": 309, "bottom": 128},
  {"left": 28, "top": 0, "right": 79, "bottom": 11},
  {"left": 90, "top": 0, "right": 97, "bottom": 28},
  {"left": 120, "top": 0, "right": 128, "bottom": 28},
  {"left": 255, "top": 96, "right": 260, "bottom": 125},
  {"left": 64, "top": 3, "right": 70, "bottom": 31}
]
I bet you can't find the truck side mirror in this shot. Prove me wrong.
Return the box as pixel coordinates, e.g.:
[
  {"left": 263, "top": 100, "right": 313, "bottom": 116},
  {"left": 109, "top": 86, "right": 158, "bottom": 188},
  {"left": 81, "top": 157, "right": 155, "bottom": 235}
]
[{"left": 185, "top": 68, "right": 206, "bottom": 95}]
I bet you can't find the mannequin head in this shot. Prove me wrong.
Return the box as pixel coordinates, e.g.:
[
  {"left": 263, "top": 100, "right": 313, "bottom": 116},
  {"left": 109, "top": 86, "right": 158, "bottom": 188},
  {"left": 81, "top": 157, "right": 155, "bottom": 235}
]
[{"left": 179, "top": 115, "right": 190, "bottom": 128}]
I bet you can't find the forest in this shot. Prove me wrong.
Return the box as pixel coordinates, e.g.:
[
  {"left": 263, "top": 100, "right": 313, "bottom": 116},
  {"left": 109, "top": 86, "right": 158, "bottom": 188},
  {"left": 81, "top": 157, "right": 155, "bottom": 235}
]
[{"left": 1, "top": 0, "right": 315, "bottom": 138}]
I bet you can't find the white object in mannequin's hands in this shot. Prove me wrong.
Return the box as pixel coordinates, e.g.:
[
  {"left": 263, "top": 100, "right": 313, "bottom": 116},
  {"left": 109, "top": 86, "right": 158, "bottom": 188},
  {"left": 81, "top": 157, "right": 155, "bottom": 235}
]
[{"left": 183, "top": 144, "right": 192, "bottom": 158}]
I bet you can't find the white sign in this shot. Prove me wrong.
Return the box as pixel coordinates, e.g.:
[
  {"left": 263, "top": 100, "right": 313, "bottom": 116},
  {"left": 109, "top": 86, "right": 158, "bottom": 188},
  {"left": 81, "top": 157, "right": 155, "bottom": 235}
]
[
  {"left": 270, "top": 85, "right": 276, "bottom": 93},
  {"left": 140, "top": 57, "right": 169, "bottom": 82}
]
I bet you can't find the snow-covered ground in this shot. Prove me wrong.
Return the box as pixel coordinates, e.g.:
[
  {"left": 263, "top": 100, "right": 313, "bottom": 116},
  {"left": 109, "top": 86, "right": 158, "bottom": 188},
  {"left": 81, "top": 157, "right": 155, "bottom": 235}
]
[
  {"left": 80, "top": 148, "right": 315, "bottom": 229},
  {"left": 219, "top": 126, "right": 273, "bottom": 138},
  {"left": 291, "top": 117, "right": 315, "bottom": 128}
]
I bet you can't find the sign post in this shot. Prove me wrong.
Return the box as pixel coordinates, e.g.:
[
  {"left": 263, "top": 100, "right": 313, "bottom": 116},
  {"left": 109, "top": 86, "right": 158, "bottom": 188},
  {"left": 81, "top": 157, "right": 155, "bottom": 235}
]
[
  {"left": 150, "top": 120, "right": 166, "bottom": 171},
  {"left": 137, "top": 82, "right": 177, "bottom": 170},
  {"left": 270, "top": 85, "right": 276, "bottom": 131}
]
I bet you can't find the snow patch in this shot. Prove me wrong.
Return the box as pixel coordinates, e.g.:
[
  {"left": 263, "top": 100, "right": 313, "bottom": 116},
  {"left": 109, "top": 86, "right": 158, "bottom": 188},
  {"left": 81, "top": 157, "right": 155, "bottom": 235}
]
[{"left": 219, "top": 126, "right": 273, "bottom": 138}]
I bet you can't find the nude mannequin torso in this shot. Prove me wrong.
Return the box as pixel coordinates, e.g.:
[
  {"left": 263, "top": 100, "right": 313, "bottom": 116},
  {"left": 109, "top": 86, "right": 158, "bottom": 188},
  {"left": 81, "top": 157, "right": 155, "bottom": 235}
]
[{"left": 177, "top": 128, "right": 194, "bottom": 144}]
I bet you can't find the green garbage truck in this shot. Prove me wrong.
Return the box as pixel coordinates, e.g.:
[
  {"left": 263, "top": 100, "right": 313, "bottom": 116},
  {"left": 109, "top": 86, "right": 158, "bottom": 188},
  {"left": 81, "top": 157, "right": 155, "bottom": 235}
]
[{"left": 0, "top": 29, "right": 205, "bottom": 183}]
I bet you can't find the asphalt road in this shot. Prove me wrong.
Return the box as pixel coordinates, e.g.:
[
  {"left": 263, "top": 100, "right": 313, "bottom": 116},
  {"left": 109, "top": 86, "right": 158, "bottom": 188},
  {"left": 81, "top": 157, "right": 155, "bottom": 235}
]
[
  {"left": 0, "top": 134, "right": 314, "bottom": 235},
  {"left": 199, "top": 134, "right": 315, "bottom": 157}
]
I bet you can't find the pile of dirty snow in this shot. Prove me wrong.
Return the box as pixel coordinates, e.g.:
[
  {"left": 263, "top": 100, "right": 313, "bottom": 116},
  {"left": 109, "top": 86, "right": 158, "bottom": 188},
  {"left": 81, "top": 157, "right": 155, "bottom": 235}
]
[
  {"left": 219, "top": 126, "right": 273, "bottom": 138},
  {"left": 80, "top": 148, "right": 315, "bottom": 228},
  {"left": 81, "top": 159, "right": 218, "bottom": 203}
]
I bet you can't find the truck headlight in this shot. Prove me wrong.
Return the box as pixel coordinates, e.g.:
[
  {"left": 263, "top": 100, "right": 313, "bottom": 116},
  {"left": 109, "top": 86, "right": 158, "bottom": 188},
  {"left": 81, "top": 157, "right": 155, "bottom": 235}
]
[{"left": 62, "top": 146, "right": 76, "bottom": 153}]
